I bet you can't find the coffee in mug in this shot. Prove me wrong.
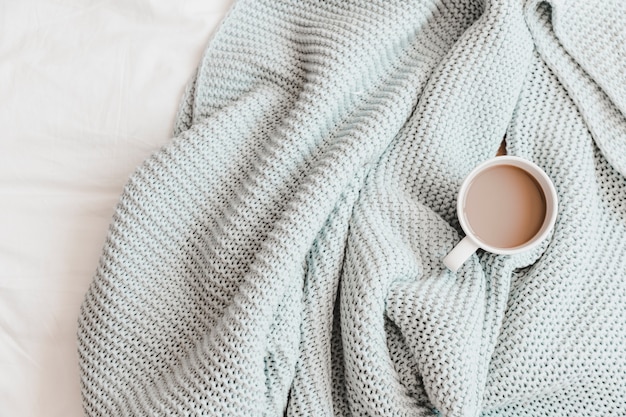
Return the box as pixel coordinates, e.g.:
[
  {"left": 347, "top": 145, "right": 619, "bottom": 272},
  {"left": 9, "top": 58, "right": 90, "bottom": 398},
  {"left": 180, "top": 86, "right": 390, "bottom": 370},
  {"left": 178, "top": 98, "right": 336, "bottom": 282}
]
[{"left": 443, "top": 156, "right": 558, "bottom": 272}]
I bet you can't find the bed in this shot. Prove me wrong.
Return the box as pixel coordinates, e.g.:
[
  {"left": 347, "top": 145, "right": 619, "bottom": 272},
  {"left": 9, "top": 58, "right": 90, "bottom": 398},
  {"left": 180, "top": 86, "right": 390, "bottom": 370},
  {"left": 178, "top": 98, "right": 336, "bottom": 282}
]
[
  {"left": 0, "top": 1, "right": 232, "bottom": 415},
  {"left": 5, "top": 1, "right": 626, "bottom": 415}
]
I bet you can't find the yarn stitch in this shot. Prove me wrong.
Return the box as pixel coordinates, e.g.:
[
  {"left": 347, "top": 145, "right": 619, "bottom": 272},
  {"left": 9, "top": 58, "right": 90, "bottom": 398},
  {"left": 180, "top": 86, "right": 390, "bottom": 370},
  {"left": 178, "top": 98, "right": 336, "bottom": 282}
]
[{"left": 78, "top": 0, "right": 626, "bottom": 415}]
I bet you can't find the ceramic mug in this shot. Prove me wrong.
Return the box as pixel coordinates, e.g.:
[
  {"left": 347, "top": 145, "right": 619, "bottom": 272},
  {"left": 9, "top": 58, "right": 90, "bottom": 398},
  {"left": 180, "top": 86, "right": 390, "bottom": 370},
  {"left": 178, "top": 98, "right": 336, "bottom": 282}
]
[{"left": 443, "top": 156, "right": 558, "bottom": 272}]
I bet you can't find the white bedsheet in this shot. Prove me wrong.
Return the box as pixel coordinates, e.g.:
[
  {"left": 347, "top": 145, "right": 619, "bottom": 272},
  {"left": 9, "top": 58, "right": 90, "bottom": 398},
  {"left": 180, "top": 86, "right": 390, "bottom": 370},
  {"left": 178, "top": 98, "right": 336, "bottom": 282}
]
[{"left": 0, "top": 1, "right": 232, "bottom": 415}]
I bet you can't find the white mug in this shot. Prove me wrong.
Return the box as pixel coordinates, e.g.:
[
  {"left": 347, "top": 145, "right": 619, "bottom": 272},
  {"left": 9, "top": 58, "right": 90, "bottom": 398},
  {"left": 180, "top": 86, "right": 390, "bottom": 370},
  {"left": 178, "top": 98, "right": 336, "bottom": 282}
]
[{"left": 443, "top": 156, "right": 558, "bottom": 272}]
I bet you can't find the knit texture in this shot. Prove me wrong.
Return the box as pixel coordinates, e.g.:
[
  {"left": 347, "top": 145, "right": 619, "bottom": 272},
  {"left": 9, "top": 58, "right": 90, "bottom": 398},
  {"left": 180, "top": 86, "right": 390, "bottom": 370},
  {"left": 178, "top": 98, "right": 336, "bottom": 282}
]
[{"left": 77, "top": 0, "right": 626, "bottom": 416}]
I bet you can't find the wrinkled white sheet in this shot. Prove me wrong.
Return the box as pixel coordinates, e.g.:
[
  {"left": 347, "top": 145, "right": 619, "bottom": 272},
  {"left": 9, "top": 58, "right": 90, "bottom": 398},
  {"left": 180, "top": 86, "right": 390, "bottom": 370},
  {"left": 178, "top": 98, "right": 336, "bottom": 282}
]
[{"left": 0, "top": 1, "right": 232, "bottom": 415}]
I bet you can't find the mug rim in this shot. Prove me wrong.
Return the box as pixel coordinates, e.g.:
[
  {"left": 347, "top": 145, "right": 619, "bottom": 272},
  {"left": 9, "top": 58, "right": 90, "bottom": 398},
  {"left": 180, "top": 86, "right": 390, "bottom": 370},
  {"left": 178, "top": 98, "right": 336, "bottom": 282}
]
[{"left": 456, "top": 155, "right": 558, "bottom": 255}]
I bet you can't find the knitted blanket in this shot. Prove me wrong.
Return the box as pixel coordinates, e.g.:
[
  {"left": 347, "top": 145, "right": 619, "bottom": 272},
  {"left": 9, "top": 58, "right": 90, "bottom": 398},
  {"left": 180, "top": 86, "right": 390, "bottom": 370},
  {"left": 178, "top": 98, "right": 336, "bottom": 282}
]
[{"left": 78, "top": 0, "right": 626, "bottom": 415}]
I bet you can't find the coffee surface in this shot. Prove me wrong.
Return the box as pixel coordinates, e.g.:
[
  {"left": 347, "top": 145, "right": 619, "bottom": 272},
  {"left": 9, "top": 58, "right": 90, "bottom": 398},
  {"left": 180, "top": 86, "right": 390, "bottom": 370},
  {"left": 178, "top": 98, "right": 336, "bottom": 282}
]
[{"left": 464, "top": 165, "right": 546, "bottom": 248}]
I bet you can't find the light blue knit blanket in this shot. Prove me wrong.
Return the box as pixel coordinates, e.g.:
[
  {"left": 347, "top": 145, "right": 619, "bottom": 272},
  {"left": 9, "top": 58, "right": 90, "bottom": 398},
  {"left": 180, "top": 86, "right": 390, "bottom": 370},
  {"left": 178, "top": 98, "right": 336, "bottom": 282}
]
[{"left": 78, "top": 0, "right": 626, "bottom": 415}]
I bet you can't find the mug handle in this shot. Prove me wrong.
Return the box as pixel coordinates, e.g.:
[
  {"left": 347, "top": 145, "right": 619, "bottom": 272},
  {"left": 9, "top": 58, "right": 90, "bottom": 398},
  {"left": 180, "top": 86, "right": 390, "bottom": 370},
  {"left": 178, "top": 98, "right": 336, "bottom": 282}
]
[{"left": 443, "top": 237, "right": 478, "bottom": 272}]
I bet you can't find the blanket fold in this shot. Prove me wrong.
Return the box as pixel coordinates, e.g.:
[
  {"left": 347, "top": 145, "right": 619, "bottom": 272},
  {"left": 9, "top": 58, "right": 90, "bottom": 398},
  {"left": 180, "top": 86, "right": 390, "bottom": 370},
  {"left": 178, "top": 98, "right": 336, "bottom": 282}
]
[{"left": 78, "top": 0, "right": 626, "bottom": 416}]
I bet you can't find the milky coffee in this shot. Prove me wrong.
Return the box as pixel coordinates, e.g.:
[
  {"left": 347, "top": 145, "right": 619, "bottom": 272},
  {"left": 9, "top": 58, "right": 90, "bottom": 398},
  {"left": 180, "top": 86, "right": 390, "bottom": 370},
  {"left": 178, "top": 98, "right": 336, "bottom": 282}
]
[{"left": 464, "top": 165, "right": 546, "bottom": 249}]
